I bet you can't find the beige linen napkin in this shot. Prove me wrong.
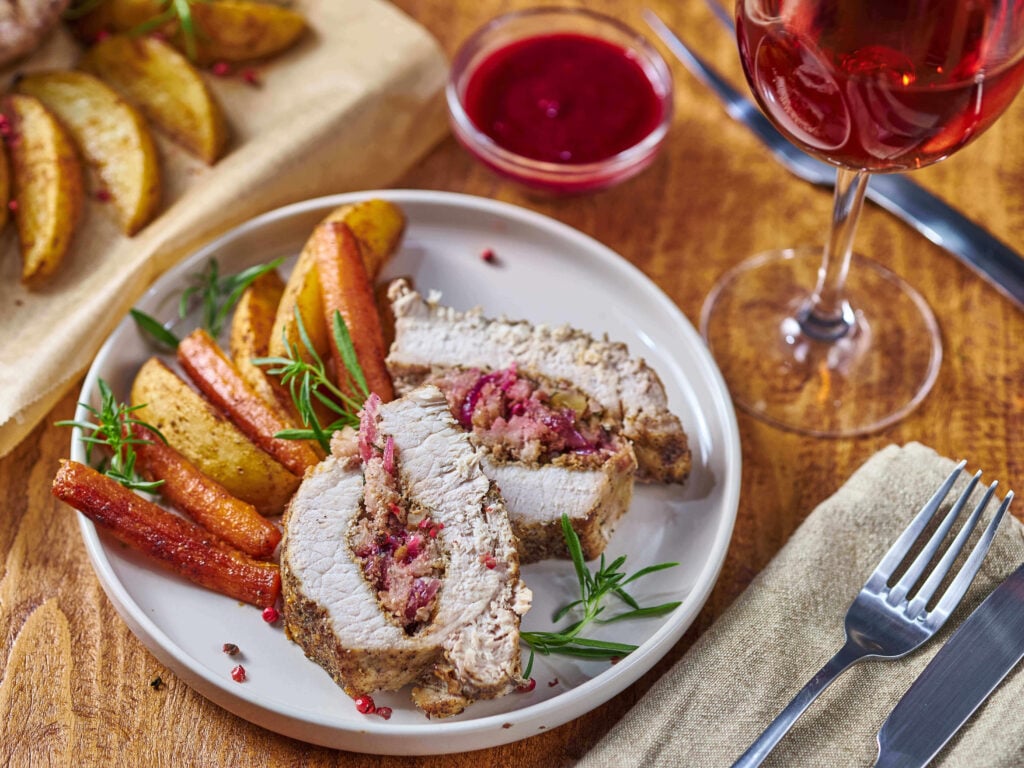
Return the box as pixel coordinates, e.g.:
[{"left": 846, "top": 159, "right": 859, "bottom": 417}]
[
  {"left": 0, "top": 0, "right": 448, "bottom": 458},
  {"left": 578, "top": 442, "right": 1024, "bottom": 768}
]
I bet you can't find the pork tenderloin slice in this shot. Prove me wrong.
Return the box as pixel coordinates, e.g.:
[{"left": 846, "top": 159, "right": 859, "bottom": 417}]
[
  {"left": 281, "top": 386, "right": 530, "bottom": 717},
  {"left": 484, "top": 441, "right": 637, "bottom": 563},
  {"left": 386, "top": 280, "right": 690, "bottom": 484}
]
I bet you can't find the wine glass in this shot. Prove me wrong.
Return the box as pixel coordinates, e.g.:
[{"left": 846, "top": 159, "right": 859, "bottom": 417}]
[{"left": 700, "top": 0, "right": 1024, "bottom": 436}]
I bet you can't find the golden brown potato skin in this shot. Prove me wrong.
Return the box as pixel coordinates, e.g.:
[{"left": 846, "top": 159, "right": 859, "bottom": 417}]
[
  {"left": 15, "top": 70, "right": 161, "bottom": 236},
  {"left": 1, "top": 93, "right": 84, "bottom": 286},
  {"left": 80, "top": 35, "right": 229, "bottom": 164},
  {"left": 73, "top": 0, "right": 305, "bottom": 63},
  {"left": 130, "top": 357, "right": 300, "bottom": 515}
]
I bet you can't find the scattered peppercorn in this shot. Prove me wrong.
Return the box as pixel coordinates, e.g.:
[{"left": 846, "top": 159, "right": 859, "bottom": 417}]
[
  {"left": 479, "top": 553, "right": 497, "bottom": 569},
  {"left": 94, "top": 189, "right": 112, "bottom": 203},
  {"left": 8, "top": 200, "right": 18, "bottom": 212},
  {"left": 516, "top": 678, "right": 536, "bottom": 693},
  {"left": 374, "top": 706, "right": 393, "bottom": 720},
  {"left": 480, "top": 248, "right": 496, "bottom": 263},
  {"left": 354, "top": 694, "right": 376, "bottom": 714},
  {"left": 241, "top": 68, "right": 261, "bottom": 87},
  {"left": 548, "top": 678, "right": 559, "bottom": 687},
  {"left": 231, "top": 664, "right": 246, "bottom": 682},
  {"left": 222, "top": 643, "right": 240, "bottom": 655},
  {"left": 262, "top": 606, "right": 280, "bottom": 623},
  {"left": 211, "top": 61, "right": 231, "bottom": 77},
  {"left": 149, "top": 676, "right": 164, "bottom": 690}
]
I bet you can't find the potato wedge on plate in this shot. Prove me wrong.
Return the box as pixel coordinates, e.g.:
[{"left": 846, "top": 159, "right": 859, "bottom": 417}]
[
  {"left": 80, "top": 35, "right": 228, "bottom": 164},
  {"left": 1, "top": 94, "right": 84, "bottom": 286},
  {"left": 131, "top": 357, "right": 300, "bottom": 515},
  {"left": 267, "top": 201, "right": 407, "bottom": 364},
  {"left": 15, "top": 71, "right": 161, "bottom": 236}
]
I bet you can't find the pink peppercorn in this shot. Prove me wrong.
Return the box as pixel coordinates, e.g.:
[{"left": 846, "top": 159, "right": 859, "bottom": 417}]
[
  {"left": 231, "top": 665, "right": 246, "bottom": 682},
  {"left": 516, "top": 678, "right": 536, "bottom": 693},
  {"left": 374, "top": 706, "right": 393, "bottom": 720},
  {"left": 262, "top": 606, "right": 279, "bottom": 623},
  {"left": 354, "top": 694, "right": 376, "bottom": 714},
  {"left": 211, "top": 61, "right": 231, "bottom": 77}
]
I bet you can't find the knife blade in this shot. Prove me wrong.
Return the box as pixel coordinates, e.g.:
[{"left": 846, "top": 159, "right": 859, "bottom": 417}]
[
  {"left": 874, "top": 560, "right": 1024, "bottom": 768},
  {"left": 642, "top": 10, "right": 1024, "bottom": 311}
]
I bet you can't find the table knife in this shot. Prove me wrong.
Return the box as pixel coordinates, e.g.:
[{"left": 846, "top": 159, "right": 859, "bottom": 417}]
[
  {"left": 642, "top": 10, "right": 1024, "bottom": 311},
  {"left": 873, "top": 561, "right": 1024, "bottom": 768}
]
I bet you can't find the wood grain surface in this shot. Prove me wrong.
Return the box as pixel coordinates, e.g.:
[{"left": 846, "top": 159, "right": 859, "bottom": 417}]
[{"left": 3, "top": 1, "right": 1024, "bottom": 765}]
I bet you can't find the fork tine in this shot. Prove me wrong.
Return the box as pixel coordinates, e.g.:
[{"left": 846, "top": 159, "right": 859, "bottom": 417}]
[
  {"left": 866, "top": 460, "right": 966, "bottom": 590},
  {"left": 886, "top": 471, "right": 982, "bottom": 605},
  {"left": 903, "top": 480, "right": 994, "bottom": 618},
  {"left": 927, "top": 490, "right": 1014, "bottom": 623}
]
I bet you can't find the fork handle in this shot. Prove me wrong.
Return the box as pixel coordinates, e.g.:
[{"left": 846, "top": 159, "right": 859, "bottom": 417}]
[{"left": 730, "top": 642, "right": 865, "bottom": 768}]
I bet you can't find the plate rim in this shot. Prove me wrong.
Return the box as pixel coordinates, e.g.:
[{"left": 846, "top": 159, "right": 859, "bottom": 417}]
[{"left": 71, "top": 189, "right": 741, "bottom": 753}]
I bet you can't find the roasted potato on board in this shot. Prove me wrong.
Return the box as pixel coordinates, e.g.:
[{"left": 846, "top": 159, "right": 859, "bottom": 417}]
[
  {"left": 131, "top": 357, "right": 299, "bottom": 515},
  {"left": 15, "top": 71, "right": 161, "bottom": 236},
  {"left": 73, "top": 0, "right": 305, "bottom": 64},
  {"left": 1, "top": 94, "right": 84, "bottom": 286},
  {"left": 80, "top": 35, "right": 228, "bottom": 164}
]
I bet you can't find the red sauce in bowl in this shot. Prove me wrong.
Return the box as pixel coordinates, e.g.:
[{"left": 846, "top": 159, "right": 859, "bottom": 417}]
[{"left": 463, "top": 33, "right": 667, "bottom": 165}]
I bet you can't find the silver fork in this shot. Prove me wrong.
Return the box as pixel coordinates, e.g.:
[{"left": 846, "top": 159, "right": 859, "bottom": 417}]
[{"left": 731, "top": 460, "right": 1014, "bottom": 768}]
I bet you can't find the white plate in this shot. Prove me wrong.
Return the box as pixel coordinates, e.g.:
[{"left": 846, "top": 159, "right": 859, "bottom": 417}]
[{"left": 71, "top": 190, "right": 740, "bottom": 755}]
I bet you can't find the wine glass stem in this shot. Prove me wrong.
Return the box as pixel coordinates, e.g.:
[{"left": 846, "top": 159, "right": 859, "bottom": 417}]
[{"left": 798, "top": 167, "right": 870, "bottom": 341}]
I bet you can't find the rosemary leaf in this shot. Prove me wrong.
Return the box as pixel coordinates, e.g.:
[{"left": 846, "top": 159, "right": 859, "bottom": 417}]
[
  {"left": 130, "top": 309, "right": 181, "bottom": 349},
  {"left": 520, "top": 514, "right": 679, "bottom": 667}
]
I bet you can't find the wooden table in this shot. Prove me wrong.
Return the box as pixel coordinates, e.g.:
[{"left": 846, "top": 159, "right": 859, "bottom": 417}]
[{"left": 3, "top": 1, "right": 1023, "bottom": 765}]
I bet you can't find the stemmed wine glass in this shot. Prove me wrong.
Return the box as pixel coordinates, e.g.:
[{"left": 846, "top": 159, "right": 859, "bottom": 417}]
[{"left": 700, "top": 0, "right": 1024, "bottom": 436}]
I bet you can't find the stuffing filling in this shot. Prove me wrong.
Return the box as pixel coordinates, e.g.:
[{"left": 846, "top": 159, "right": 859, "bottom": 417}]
[
  {"left": 428, "top": 364, "right": 618, "bottom": 465},
  {"left": 349, "top": 395, "right": 445, "bottom": 633}
]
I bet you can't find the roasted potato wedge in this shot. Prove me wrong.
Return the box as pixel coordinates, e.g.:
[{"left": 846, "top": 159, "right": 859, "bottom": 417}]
[
  {"left": 327, "top": 199, "right": 406, "bottom": 279},
  {"left": 229, "top": 269, "right": 298, "bottom": 414},
  {"left": 72, "top": 0, "right": 305, "bottom": 64},
  {"left": 131, "top": 357, "right": 299, "bottom": 515},
  {"left": 80, "top": 35, "right": 228, "bottom": 164},
  {"left": 184, "top": 1, "right": 306, "bottom": 64},
  {"left": 266, "top": 200, "right": 407, "bottom": 364},
  {"left": 15, "top": 71, "right": 161, "bottom": 236},
  {"left": 1, "top": 94, "right": 84, "bottom": 286}
]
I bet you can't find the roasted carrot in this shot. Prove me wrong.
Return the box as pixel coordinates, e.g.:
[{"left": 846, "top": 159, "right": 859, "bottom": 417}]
[
  {"left": 130, "top": 424, "right": 282, "bottom": 559},
  {"left": 177, "top": 328, "right": 320, "bottom": 476},
  {"left": 314, "top": 221, "right": 394, "bottom": 402},
  {"left": 52, "top": 460, "right": 280, "bottom": 607}
]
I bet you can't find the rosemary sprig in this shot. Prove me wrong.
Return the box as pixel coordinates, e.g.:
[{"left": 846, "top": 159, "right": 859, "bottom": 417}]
[
  {"left": 131, "top": 257, "right": 284, "bottom": 348},
  {"left": 56, "top": 379, "right": 167, "bottom": 492},
  {"left": 253, "top": 308, "right": 370, "bottom": 452},
  {"left": 520, "top": 515, "right": 680, "bottom": 665},
  {"left": 129, "top": 0, "right": 209, "bottom": 61}
]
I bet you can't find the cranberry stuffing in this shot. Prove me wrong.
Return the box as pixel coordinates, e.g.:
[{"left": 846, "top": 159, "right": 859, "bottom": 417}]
[
  {"left": 262, "top": 606, "right": 280, "bottom": 623},
  {"left": 230, "top": 665, "right": 246, "bottom": 683},
  {"left": 354, "top": 694, "right": 376, "bottom": 714}
]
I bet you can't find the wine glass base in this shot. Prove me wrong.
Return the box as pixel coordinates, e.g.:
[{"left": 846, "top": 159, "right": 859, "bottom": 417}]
[{"left": 700, "top": 247, "right": 942, "bottom": 437}]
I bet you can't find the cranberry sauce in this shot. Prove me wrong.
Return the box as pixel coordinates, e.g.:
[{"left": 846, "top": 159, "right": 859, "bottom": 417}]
[{"left": 462, "top": 32, "right": 666, "bottom": 164}]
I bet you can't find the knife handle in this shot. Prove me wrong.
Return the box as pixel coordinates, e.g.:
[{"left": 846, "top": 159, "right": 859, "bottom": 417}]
[
  {"left": 731, "top": 642, "right": 865, "bottom": 768},
  {"left": 866, "top": 175, "right": 1024, "bottom": 309}
]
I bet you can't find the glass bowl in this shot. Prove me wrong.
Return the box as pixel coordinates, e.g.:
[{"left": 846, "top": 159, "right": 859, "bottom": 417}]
[{"left": 446, "top": 7, "right": 674, "bottom": 194}]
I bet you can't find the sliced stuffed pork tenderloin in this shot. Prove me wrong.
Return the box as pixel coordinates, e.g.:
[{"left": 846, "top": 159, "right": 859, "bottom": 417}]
[
  {"left": 280, "top": 386, "right": 531, "bottom": 718},
  {"left": 385, "top": 280, "right": 689, "bottom": 561}
]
